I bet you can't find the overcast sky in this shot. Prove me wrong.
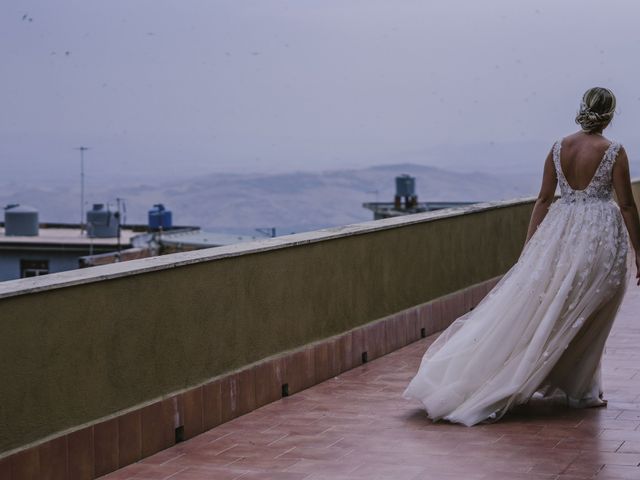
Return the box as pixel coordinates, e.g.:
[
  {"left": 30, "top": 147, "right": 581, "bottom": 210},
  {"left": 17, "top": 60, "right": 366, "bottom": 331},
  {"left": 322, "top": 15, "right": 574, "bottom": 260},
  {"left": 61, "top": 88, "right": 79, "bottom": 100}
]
[{"left": 2, "top": 0, "right": 639, "bottom": 185}]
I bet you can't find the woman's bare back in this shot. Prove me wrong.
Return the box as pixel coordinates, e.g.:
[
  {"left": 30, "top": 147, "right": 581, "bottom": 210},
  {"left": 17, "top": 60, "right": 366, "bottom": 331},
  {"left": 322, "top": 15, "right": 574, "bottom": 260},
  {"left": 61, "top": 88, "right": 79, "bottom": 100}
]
[{"left": 558, "top": 132, "right": 613, "bottom": 191}]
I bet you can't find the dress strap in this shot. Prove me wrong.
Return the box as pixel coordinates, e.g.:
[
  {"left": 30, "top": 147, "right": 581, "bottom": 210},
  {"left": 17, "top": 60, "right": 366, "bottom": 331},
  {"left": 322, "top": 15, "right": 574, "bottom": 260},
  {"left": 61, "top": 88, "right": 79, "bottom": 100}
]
[
  {"left": 551, "top": 138, "right": 563, "bottom": 177},
  {"left": 601, "top": 140, "right": 623, "bottom": 174},
  {"left": 610, "top": 141, "right": 622, "bottom": 164}
]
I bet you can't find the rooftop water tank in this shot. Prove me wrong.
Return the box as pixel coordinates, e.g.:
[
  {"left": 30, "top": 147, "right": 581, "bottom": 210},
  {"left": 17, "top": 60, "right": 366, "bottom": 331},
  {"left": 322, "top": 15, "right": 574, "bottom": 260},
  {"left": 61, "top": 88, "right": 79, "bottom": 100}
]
[
  {"left": 86, "top": 203, "right": 119, "bottom": 238},
  {"left": 148, "top": 204, "right": 172, "bottom": 230},
  {"left": 4, "top": 204, "right": 39, "bottom": 236},
  {"left": 395, "top": 174, "right": 416, "bottom": 197}
]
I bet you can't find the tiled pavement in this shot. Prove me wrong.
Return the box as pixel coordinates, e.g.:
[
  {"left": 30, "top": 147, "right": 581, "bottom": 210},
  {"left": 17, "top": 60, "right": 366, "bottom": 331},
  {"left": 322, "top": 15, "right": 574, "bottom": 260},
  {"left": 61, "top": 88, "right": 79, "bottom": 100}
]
[{"left": 103, "top": 285, "right": 640, "bottom": 480}]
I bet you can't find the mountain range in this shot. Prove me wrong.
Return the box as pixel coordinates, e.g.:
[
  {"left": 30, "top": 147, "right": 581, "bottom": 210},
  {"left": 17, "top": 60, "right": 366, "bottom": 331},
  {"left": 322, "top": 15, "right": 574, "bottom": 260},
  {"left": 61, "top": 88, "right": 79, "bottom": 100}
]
[{"left": 0, "top": 163, "right": 538, "bottom": 235}]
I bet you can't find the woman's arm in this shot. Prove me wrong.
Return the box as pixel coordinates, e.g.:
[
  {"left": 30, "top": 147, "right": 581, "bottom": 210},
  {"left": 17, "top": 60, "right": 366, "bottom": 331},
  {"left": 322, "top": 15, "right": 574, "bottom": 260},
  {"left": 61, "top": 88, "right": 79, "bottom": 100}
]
[
  {"left": 612, "top": 146, "right": 640, "bottom": 285},
  {"left": 524, "top": 146, "right": 558, "bottom": 245}
]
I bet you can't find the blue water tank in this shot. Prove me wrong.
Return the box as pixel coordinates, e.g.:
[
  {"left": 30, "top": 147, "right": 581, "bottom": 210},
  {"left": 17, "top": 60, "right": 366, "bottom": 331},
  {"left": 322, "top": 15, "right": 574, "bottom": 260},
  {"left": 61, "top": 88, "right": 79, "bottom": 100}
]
[
  {"left": 395, "top": 174, "right": 416, "bottom": 197},
  {"left": 148, "top": 204, "right": 172, "bottom": 230}
]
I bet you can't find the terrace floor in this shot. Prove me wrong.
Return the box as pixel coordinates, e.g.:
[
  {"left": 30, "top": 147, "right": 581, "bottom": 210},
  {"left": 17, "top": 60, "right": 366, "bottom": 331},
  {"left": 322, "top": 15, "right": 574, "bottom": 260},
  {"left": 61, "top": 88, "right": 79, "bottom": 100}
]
[{"left": 103, "top": 284, "right": 640, "bottom": 480}]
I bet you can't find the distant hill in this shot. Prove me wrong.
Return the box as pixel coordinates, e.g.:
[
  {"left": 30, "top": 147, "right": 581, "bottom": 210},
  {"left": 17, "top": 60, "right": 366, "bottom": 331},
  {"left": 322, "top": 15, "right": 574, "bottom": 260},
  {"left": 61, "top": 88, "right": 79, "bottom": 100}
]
[{"left": 0, "top": 163, "right": 537, "bottom": 235}]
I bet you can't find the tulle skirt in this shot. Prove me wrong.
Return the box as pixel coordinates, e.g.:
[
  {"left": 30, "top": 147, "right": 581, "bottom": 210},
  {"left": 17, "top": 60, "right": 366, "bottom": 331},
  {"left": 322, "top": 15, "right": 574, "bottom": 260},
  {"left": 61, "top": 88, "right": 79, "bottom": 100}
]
[{"left": 402, "top": 198, "right": 631, "bottom": 426}]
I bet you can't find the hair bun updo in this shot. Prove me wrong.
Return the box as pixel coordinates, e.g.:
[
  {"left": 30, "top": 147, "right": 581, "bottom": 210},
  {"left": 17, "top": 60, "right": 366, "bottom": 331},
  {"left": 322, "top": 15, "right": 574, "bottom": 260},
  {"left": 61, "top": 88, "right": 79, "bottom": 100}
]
[{"left": 575, "top": 87, "right": 616, "bottom": 133}]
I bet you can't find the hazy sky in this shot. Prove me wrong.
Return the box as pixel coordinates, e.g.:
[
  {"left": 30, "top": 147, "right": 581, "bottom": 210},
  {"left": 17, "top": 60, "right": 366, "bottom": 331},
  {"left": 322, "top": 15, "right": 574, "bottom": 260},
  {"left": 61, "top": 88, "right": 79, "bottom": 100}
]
[{"left": 2, "top": 0, "right": 640, "bottom": 184}]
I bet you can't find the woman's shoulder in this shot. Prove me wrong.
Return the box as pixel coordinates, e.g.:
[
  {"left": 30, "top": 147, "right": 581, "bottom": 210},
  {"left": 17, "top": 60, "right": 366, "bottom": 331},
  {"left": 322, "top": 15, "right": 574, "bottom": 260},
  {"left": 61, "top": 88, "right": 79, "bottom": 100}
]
[{"left": 560, "top": 131, "right": 619, "bottom": 148}]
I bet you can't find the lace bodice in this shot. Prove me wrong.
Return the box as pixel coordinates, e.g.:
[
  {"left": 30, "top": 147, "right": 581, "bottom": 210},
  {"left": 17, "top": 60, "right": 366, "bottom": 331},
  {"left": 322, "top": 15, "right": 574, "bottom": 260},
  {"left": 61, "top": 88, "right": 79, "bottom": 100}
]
[{"left": 552, "top": 138, "right": 622, "bottom": 203}]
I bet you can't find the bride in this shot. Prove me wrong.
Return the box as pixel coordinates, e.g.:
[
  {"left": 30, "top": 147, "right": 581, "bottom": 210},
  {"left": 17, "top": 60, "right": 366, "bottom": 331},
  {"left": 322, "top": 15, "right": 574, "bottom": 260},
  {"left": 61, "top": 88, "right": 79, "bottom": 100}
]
[{"left": 402, "top": 86, "right": 640, "bottom": 426}]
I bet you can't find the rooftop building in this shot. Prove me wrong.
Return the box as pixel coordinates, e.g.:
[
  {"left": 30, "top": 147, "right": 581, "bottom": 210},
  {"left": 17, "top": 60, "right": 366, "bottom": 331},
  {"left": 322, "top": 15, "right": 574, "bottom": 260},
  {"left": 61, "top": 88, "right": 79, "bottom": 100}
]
[
  {"left": 0, "top": 202, "right": 257, "bottom": 278},
  {"left": 0, "top": 223, "right": 138, "bottom": 280},
  {"left": 363, "top": 174, "right": 477, "bottom": 219}
]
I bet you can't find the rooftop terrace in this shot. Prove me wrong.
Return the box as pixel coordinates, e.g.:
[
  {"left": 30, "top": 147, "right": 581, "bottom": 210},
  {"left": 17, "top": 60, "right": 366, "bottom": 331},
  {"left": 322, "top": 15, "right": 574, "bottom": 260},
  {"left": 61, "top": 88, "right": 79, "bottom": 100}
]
[
  {"left": 102, "top": 279, "right": 640, "bottom": 480},
  {"left": 1, "top": 181, "right": 639, "bottom": 479}
]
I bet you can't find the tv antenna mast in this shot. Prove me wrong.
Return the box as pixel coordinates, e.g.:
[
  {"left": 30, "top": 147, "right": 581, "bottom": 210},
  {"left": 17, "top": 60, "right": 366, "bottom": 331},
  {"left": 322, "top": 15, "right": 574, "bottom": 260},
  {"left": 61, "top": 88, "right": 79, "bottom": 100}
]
[
  {"left": 115, "top": 197, "right": 126, "bottom": 257},
  {"left": 75, "top": 146, "right": 90, "bottom": 234}
]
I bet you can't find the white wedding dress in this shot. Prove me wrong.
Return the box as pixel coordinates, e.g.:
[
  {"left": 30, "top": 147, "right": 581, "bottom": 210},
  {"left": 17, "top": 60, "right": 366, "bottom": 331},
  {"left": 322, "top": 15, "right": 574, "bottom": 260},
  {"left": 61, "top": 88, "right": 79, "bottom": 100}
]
[{"left": 402, "top": 137, "right": 631, "bottom": 426}]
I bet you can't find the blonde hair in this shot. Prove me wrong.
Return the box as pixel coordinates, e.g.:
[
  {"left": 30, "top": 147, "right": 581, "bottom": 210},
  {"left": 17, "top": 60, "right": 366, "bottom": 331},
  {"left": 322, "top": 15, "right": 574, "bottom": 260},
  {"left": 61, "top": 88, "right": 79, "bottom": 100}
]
[{"left": 575, "top": 87, "right": 616, "bottom": 133}]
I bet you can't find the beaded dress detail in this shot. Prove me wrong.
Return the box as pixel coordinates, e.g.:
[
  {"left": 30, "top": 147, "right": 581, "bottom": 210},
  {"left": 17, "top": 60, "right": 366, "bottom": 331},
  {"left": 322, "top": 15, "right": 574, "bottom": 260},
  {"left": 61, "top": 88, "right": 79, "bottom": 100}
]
[{"left": 402, "top": 138, "right": 631, "bottom": 426}]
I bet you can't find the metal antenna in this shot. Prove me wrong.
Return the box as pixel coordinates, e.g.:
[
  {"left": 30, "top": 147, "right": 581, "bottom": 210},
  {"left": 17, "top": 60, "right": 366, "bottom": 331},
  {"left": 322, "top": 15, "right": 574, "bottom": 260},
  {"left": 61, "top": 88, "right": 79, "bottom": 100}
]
[
  {"left": 75, "top": 146, "right": 90, "bottom": 234},
  {"left": 116, "top": 197, "right": 124, "bottom": 256}
]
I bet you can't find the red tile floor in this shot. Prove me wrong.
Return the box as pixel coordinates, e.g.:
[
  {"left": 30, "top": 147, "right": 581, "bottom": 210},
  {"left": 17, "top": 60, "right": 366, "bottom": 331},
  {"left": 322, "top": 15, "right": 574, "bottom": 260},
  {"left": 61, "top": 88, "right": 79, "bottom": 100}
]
[{"left": 103, "top": 286, "right": 640, "bottom": 480}]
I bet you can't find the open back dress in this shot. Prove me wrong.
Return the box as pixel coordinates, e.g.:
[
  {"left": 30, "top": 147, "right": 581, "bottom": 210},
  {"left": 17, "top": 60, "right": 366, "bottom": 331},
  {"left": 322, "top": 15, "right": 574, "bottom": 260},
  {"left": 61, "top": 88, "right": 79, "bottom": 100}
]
[{"left": 402, "top": 138, "right": 631, "bottom": 426}]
